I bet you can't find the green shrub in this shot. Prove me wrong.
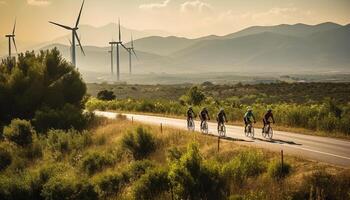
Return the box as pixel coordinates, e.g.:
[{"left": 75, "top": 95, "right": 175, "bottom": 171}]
[
  {"left": 93, "top": 171, "right": 129, "bottom": 199},
  {"left": 46, "top": 129, "right": 92, "bottom": 156},
  {"left": 33, "top": 104, "right": 88, "bottom": 132},
  {"left": 221, "top": 150, "right": 265, "bottom": 185},
  {"left": 41, "top": 175, "right": 98, "bottom": 200},
  {"left": 24, "top": 136, "right": 43, "bottom": 160},
  {"left": 0, "top": 146, "right": 12, "bottom": 171},
  {"left": 81, "top": 151, "right": 115, "bottom": 175},
  {"left": 294, "top": 170, "right": 350, "bottom": 200},
  {"left": 169, "top": 143, "right": 226, "bottom": 200},
  {"left": 97, "top": 90, "right": 116, "bottom": 101},
  {"left": 132, "top": 168, "right": 171, "bottom": 200},
  {"left": 3, "top": 119, "right": 34, "bottom": 147},
  {"left": 121, "top": 126, "right": 157, "bottom": 160},
  {"left": 267, "top": 160, "right": 291, "bottom": 180},
  {"left": 126, "top": 160, "right": 155, "bottom": 181},
  {"left": 0, "top": 174, "right": 31, "bottom": 200}
]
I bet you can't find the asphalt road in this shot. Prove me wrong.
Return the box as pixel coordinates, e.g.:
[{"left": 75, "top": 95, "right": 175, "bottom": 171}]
[{"left": 95, "top": 111, "right": 350, "bottom": 167}]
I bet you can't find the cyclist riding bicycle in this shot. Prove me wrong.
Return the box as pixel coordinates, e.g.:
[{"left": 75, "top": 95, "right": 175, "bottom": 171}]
[
  {"left": 217, "top": 108, "right": 228, "bottom": 128},
  {"left": 187, "top": 106, "right": 195, "bottom": 127},
  {"left": 262, "top": 108, "right": 275, "bottom": 133},
  {"left": 199, "top": 107, "right": 210, "bottom": 128},
  {"left": 244, "top": 107, "right": 256, "bottom": 132}
]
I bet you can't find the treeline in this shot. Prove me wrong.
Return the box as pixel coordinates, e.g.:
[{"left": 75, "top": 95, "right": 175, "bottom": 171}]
[{"left": 87, "top": 86, "right": 350, "bottom": 136}]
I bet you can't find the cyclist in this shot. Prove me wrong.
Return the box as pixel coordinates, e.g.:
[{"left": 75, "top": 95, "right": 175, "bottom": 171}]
[
  {"left": 217, "top": 108, "right": 228, "bottom": 129},
  {"left": 187, "top": 106, "right": 195, "bottom": 128},
  {"left": 244, "top": 107, "right": 256, "bottom": 132},
  {"left": 262, "top": 108, "right": 275, "bottom": 133},
  {"left": 199, "top": 107, "right": 210, "bottom": 129}
]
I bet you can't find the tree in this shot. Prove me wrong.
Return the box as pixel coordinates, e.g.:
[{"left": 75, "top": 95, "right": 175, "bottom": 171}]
[
  {"left": 97, "top": 90, "right": 116, "bottom": 101},
  {"left": 185, "top": 86, "right": 205, "bottom": 106},
  {"left": 0, "top": 48, "right": 87, "bottom": 132}
]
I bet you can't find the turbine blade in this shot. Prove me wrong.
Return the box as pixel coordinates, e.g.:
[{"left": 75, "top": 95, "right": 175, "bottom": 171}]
[
  {"left": 120, "top": 43, "right": 128, "bottom": 51},
  {"left": 118, "top": 18, "right": 121, "bottom": 42},
  {"left": 131, "top": 34, "right": 134, "bottom": 48},
  {"left": 74, "top": 31, "right": 85, "bottom": 56},
  {"left": 12, "top": 38, "right": 18, "bottom": 53},
  {"left": 49, "top": 21, "right": 72, "bottom": 30},
  {"left": 12, "top": 19, "right": 16, "bottom": 35},
  {"left": 132, "top": 49, "right": 138, "bottom": 60},
  {"left": 75, "top": 0, "right": 85, "bottom": 27}
]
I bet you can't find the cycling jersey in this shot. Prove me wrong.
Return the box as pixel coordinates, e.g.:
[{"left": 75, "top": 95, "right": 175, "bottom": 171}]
[{"left": 217, "top": 111, "right": 227, "bottom": 123}]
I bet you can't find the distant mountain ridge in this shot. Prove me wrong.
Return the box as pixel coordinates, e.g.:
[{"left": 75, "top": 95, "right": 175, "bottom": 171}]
[{"left": 3, "top": 22, "right": 349, "bottom": 76}]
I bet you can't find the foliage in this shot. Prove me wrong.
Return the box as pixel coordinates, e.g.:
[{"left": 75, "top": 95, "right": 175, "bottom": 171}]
[
  {"left": 93, "top": 171, "right": 129, "bottom": 199},
  {"left": 221, "top": 150, "right": 265, "bottom": 185},
  {"left": 294, "top": 170, "right": 350, "bottom": 200},
  {"left": 0, "top": 145, "right": 12, "bottom": 171},
  {"left": 180, "top": 86, "right": 206, "bottom": 106},
  {"left": 121, "top": 126, "right": 157, "bottom": 160},
  {"left": 97, "top": 89, "right": 116, "bottom": 101},
  {"left": 3, "top": 119, "right": 34, "bottom": 147},
  {"left": 80, "top": 151, "right": 115, "bottom": 175},
  {"left": 132, "top": 168, "right": 171, "bottom": 200},
  {"left": 168, "top": 143, "right": 226, "bottom": 200},
  {"left": 41, "top": 175, "right": 98, "bottom": 200},
  {"left": 267, "top": 159, "right": 291, "bottom": 180},
  {"left": 0, "top": 48, "right": 86, "bottom": 131}
]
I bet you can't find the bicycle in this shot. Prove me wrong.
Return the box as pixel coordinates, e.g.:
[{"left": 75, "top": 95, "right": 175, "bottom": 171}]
[
  {"left": 245, "top": 122, "right": 254, "bottom": 138},
  {"left": 200, "top": 120, "right": 209, "bottom": 134},
  {"left": 262, "top": 123, "right": 273, "bottom": 139},
  {"left": 187, "top": 118, "right": 195, "bottom": 131},
  {"left": 217, "top": 122, "right": 226, "bottom": 137}
]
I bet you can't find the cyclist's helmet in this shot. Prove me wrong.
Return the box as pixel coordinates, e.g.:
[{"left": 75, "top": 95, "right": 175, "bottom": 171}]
[
  {"left": 203, "top": 107, "right": 207, "bottom": 111},
  {"left": 188, "top": 106, "right": 193, "bottom": 110},
  {"left": 220, "top": 108, "right": 224, "bottom": 112},
  {"left": 247, "top": 107, "right": 252, "bottom": 112},
  {"left": 267, "top": 108, "right": 272, "bottom": 112}
]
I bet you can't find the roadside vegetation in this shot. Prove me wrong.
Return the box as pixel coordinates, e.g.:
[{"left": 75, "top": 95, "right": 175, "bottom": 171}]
[{"left": 86, "top": 85, "right": 350, "bottom": 137}]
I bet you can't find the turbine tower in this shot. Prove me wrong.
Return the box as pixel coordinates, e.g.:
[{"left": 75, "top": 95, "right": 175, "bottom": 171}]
[
  {"left": 49, "top": 0, "right": 85, "bottom": 68},
  {"left": 126, "top": 34, "right": 138, "bottom": 75},
  {"left": 5, "top": 19, "right": 17, "bottom": 58},
  {"left": 108, "top": 40, "right": 117, "bottom": 75},
  {"left": 116, "top": 19, "right": 128, "bottom": 81}
]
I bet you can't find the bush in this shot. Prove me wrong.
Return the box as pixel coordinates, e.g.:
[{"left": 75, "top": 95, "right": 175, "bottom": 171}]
[
  {"left": 0, "top": 174, "right": 31, "bottom": 200},
  {"left": 97, "top": 90, "right": 116, "bottom": 101},
  {"left": 221, "top": 150, "right": 265, "bottom": 185},
  {"left": 267, "top": 160, "right": 291, "bottom": 180},
  {"left": 93, "top": 171, "right": 129, "bottom": 199},
  {"left": 81, "top": 151, "right": 115, "bottom": 175},
  {"left": 46, "top": 129, "right": 92, "bottom": 158},
  {"left": 3, "top": 119, "right": 34, "bottom": 147},
  {"left": 169, "top": 143, "right": 226, "bottom": 200},
  {"left": 0, "top": 146, "right": 12, "bottom": 171},
  {"left": 132, "top": 168, "right": 171, "bottom": 200},
  {"left": 33, "top": 104, "right": 88, "bottom": 133},
  {"left": 42, "top": 175, "right": 98, "bottom": 200},
  {"left": 294, "top": 170, "right": 350, "bottom": 200},
  {"left": 121, "top": 126, "right": 157, "bottom": 160},
  {"left": 126, "top": 160, "right": 155, "bottom": 181}
]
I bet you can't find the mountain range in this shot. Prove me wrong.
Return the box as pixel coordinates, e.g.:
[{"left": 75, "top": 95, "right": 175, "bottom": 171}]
[{"left": 2, "top": 22, "right": 350, "bottom": 75}]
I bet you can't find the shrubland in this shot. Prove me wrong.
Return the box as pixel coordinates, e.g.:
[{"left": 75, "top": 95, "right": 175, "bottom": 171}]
[{"left": 0, "top": 117, "right": 348, "bottom": 200}]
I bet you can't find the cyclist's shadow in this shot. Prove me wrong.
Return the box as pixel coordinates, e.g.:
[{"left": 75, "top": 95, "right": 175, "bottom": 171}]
[{"left": 254, "top": 137, "right": 301, "bottom": 145}]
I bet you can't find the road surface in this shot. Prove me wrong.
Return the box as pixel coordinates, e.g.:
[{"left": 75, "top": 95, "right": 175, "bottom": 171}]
[{"left": 95, "top": 111, "right": 350, "bottom": 167}]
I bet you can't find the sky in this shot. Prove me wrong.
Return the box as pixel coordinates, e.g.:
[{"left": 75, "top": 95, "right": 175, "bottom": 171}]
[{"left": 0, "top": 0, "right": 349, "bottom": 43}]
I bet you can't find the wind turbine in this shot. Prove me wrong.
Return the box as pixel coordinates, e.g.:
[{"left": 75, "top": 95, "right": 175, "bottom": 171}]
[
  {"left": 126, "top": 34, "right": 138, "bottom": 75},
  {"left": 5, "top": 19, "right": 17, "bottom": 58},
  {"left": 115, "top": 18, "right": 128, "bottom": 81},
  {"left": 49, "top": 0, "right": 85, "bottom": 68}
]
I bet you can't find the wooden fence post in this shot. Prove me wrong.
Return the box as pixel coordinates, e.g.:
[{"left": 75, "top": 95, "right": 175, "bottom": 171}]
[
  {"left": 217, "top": 136, "right": 220, "bottom": 153},
  {"left": 161, "top": 123, "right": 163, "bottom": 133}
]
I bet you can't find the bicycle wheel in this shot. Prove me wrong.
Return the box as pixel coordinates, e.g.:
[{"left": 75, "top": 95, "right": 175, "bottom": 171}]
[
  {"left": 250, "top": 125, "right": 255, "bottom": 138},
  {"left": 222, "top": 125, "right": 226, "bottom": 137},
  {"left": 267, "top": 126, "right": 273, "bottom": 139},
  {"left": 262, "top": 126, "right": 267, "bottom": 138}
]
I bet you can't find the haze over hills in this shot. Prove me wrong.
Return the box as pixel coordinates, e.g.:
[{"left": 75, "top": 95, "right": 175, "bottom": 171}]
[{"left": 2, "top": 22, "right": 350, "bottom": 78}]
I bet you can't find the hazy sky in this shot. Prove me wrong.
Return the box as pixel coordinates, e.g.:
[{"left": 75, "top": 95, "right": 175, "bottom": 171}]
[{"left": 0, "top": 0, "right": 349, "bottom": 42}]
